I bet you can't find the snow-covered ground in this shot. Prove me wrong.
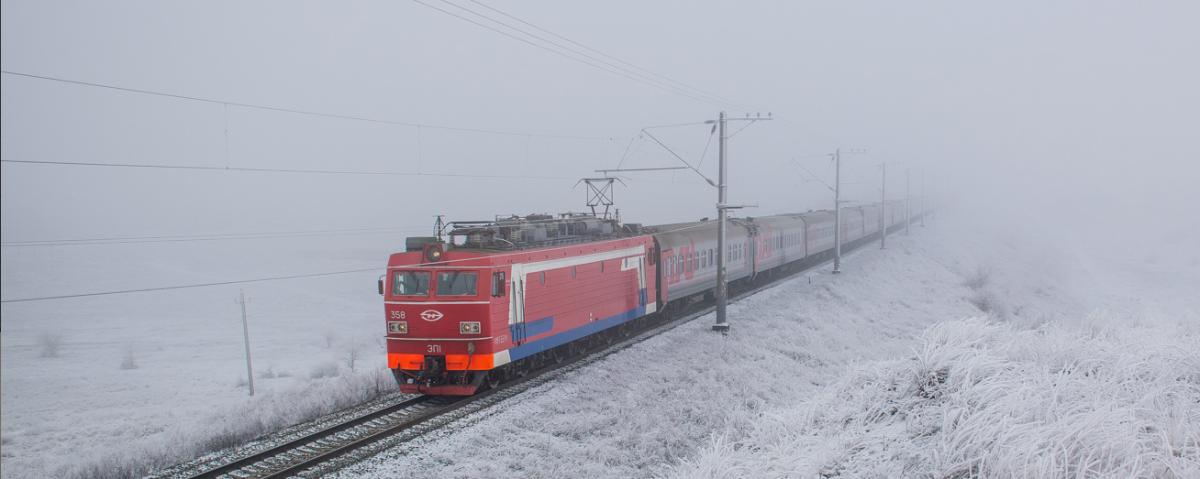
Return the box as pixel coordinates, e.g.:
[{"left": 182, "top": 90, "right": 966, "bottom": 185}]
[
  {"left": 3, "top": 212, "right": 1197, "bottom": 478},
  {"left": 0, "top": 236, "right": 403, "bottom": 478},
  {"left": 667, "top": 217, "right": 1200, "bottom": 478},
  {"left": 333, "top": 213, "right": 1199, "bottom": 479}
]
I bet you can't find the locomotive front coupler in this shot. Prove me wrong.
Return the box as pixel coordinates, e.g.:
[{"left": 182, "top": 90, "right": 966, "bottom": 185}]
[{"left": 416, "top": 355, "right": 446, "bottom": 382}]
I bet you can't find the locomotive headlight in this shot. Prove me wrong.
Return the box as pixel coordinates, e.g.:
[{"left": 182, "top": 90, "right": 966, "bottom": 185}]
[
  {"left": 425, "top": 246, "right": 443, "bottom": 262},
  {"left": 388, "top": 321, "right": 408, "bottom": 334},
  {"left": 459, "top": 321, "right": 481, "bottom": 335}
]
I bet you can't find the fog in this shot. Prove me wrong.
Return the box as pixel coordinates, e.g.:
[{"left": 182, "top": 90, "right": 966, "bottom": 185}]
[
  {"left": 4, "top": 2, "right": 1200, "bottom": 477},
  {"left": 4, "top": 0, "right": 1196, "bottom": 251}
]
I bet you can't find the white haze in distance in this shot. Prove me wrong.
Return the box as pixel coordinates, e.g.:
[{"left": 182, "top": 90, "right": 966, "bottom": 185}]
[{"left": 2, "top": 0, "right": 1198, "bottom": 265}]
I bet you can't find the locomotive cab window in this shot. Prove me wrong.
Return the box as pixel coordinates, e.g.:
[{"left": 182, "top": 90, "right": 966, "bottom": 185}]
[
  {"left": 392, "top": 271, "right": 431, "bottom": 296},
  {"left": 491, "top": 271, "right": 506, "bottom": 297},
  {"left": 437, "top": 271, "right": 478, "bottom": 296}
]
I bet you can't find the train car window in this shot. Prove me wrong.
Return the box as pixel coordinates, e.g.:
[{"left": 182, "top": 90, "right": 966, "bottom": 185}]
[
  {"left": 540, "top": 271, "right": 546, "bottom": 285},
  {"left": 693, "top": 254, "right": 699, "bottom": 271},
  {"left": 491, "top": 272, "right": 506, "bottom": 297},
  {"left": 437, "top": 271, "right": 477, "bottom": 296},
  {"left": 392, "top": 271, "right": 430, "bottom": 296}
]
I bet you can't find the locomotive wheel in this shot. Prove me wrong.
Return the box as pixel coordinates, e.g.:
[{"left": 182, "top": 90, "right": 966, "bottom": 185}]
[{"left": 485, "top": 370, "right": 503, "bottom": 390}]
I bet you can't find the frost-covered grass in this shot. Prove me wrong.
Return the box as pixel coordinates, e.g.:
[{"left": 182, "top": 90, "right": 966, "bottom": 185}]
[
  {"left": 668, "top": 213, "right": 1200, "bottom": 479},
  {"left": 669, "top": 316, "right": 1200, "bottom": 478},
  {"left": 64, "top": 368, "right": 396, "bottom": 479},
  {"left": 0, "top": 237, "right": 400, "bottom": 478}
]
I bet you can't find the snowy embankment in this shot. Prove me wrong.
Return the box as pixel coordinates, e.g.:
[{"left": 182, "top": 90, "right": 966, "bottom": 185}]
[
  {"left": 671, "top": 317, "right": 1199, "bottom": 478},
  {"left": 669, "top": 219, "right": 1200, "bottom": 478},
  {"left": 335, "top": 228, "right": 984, "bottom": 478},
  {"left": 335, "top": 215, "right": 1200, "bottom": 479}
]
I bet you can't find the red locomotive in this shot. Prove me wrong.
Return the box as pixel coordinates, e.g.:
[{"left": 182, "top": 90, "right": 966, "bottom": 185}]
[{"left": 382, "top": 204, "right": 909, "bottom": 395}]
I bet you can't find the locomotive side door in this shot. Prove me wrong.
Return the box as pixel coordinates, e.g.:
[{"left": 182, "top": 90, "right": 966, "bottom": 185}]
[
  {"left": 621, "top": 254, "right": 650, "bottom": 312},
  {"left": 508, "top": 263, "right": 527, "bottom": 345}
]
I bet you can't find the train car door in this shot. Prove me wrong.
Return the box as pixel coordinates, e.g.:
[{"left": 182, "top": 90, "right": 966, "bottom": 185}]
[{"left": 508, "top": 264, "right": 527, "bottom": 345}]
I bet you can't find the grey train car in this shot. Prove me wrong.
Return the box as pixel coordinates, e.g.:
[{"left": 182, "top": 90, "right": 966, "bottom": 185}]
[
  {"left": 752, "top": 214, "right": 808, "bottom": 272},
  {"left": 649, "top": 200, "right": 914, "bottom": 306},
  {"left": 651, "top": 219, "right": 754, "bottom": 301}
]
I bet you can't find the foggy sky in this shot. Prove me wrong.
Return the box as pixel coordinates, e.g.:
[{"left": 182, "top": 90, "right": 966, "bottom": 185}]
[{"left": 3, "top": 0, "right": 1198, "bottom": 248}]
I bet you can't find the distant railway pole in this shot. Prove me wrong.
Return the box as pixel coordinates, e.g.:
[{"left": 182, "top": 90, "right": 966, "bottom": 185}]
[
  {"left": 880, "top": 162, "right": 887, "bottom": 249},
  {"left": 920, "top": 169, "right": 927, "bottom": 227},
  {"left": 799, "top": 148, "right": 863, "bottom": 273},
  {"left": 905, "top": 169, "right": 912, "bottom": 235},
  {"left": 832, "top": 149, "right": 843, "bottom": 274},
  {"left": 237, "top": 290, "right": 255, "bottom": 396}
]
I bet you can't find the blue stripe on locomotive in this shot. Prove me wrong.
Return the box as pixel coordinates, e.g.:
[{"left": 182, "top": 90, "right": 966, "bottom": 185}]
[{"left": 508, "top": 305, "right": 646, "bottom": 362}]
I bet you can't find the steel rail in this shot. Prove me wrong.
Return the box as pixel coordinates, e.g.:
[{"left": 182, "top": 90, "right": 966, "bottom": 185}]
[{"left": 182, "top": 396, "right": 443, "bottom": 478}]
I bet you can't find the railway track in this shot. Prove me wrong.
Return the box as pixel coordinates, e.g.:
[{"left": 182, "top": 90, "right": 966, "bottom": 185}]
[
  {"left": 177, "top": 395, "right": 446, "bottom": 478},
  {"left": 169, "top": 299, "right": 720, "bottom": 479},
  {"left": 165, "top": 227, "right": 903, "bottom": 478}
]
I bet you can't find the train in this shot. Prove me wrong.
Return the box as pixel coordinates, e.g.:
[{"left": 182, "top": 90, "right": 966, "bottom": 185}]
[{"left": 380, "top": 202, "right": 914, "bottom": 395}]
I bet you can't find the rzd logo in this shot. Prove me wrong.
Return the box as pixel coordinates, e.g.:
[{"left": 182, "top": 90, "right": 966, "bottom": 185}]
[{"left": 420, "top": 309, "right": 444, "bottom": 322}]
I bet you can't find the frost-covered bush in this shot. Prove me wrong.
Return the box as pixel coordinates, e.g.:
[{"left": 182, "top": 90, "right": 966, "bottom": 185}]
[
  {"left": 670, "top": 317, "right": 1200, "bottom": 478},
  {"left": 309, "top": 361, "right": 340, "bottom": 379},
  {"left": 963, "top": 266, "right": 991, "bottom": 291},
  {"left": 119, "top": 345, "right": 137, "bottom": 370},
  {"left": 60, "top": 368, "right": 397, "bottom": 479},
  {"left": 37, "top": 332, "right": 64, "bottom": 358}
]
